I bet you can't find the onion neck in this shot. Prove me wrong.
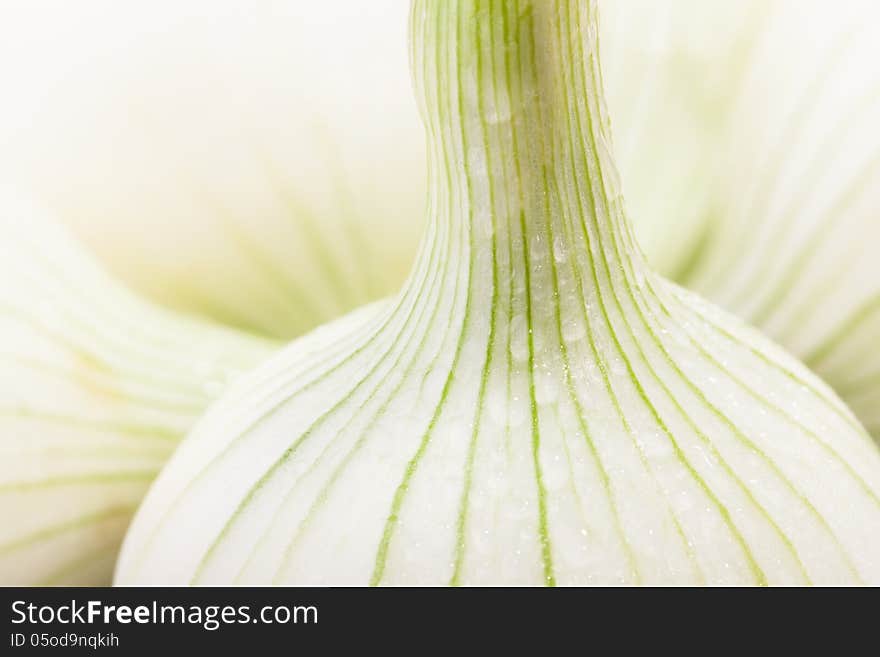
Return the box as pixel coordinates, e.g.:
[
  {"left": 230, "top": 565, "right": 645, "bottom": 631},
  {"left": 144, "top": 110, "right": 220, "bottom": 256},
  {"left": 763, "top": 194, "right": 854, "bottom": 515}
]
[{"left": 410, "top": 0, "right": 645, "bottom": 310}]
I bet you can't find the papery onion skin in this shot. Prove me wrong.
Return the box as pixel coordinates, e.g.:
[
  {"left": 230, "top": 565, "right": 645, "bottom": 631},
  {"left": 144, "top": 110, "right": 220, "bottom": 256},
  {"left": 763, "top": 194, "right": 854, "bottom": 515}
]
[
  {"left": 117, "top": 0, "right": 880, "bottom": 586},
  {"left": 0, "top": 195, "right": 274, "bottom": 585}
]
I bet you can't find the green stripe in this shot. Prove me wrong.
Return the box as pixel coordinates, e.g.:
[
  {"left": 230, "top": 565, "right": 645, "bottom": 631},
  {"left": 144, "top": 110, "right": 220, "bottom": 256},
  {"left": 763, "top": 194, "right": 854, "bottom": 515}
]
[
  {"left": 451, "top": 0, "right": 500, "bottom": 585},
  {"left": 0, "top": 506, "right": 136, "bottom": 556},
  {"left": 569, "top": 1, "right": 765, "bottom": 584},
  {"left": 0, "top": 472, "right": 155, "bottom": 494},
  {"left": 371, "top": 0, "right": 483, "bottom": 586},
  {"left": 0, "top": 406, "right": 181, "bottom": 443},
  {"left": 805, "top": 293, "right": 880, "bottom": 368}
]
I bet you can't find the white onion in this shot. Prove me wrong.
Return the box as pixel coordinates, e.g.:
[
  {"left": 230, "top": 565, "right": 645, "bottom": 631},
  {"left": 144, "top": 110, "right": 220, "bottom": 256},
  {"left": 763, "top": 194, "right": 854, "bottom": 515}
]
[
  {"left": 117, "top": 0, "right": 880, "bottom": 586},
  {"left": 0, "top": 195, "right": 273, "bottom": 584}
]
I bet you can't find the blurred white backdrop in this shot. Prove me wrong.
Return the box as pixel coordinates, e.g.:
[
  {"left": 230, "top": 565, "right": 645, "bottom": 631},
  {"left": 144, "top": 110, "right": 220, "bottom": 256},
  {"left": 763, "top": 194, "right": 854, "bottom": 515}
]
[{"left": 0, "top": 0, "right": 425, "bottom": 338}]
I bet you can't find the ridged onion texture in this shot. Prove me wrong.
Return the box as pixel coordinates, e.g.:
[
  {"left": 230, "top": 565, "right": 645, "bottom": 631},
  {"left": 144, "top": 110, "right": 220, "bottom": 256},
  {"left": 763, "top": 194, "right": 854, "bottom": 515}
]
[
  {"left": 653, "top": 1, "right": 880, "bottom": 442},
  {"left": 0, "top": 196, "right": 273, "bottom": 585},
  {"left": 118, "top": 0, "right": 880, "bottom": 586}
]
